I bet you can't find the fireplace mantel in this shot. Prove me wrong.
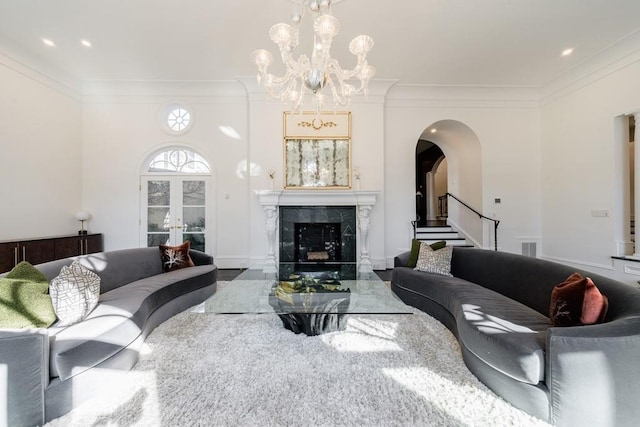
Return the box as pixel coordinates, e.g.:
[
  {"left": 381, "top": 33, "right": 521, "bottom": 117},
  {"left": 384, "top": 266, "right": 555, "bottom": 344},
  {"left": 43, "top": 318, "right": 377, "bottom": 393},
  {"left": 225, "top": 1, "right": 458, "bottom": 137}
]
[
  {"left": 256, "top": 190, "right": 379, "bottom": 273},
  {"left": 256, "top": 190, "right": 378, "bottom": 207}
]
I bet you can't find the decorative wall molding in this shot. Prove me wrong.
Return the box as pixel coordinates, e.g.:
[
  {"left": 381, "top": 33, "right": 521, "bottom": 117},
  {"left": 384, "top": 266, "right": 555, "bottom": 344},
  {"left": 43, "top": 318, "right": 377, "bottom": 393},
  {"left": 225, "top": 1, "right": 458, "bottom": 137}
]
[
  {"left": 539, "top": 29, "right": 640, "bottom": 105},
  {"left": 82, "top": 80, "right": 247, "bottom": 103},
  {"left": 386, "top": 84, "right": 540, "bottom": 109},
  {"left": 0, "top": 50, "right": 81, "bottom": 100}
]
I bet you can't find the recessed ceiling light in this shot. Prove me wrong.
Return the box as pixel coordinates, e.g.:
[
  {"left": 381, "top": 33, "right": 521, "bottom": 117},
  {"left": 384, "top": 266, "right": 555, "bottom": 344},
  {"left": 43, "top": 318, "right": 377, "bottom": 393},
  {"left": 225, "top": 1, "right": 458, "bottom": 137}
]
[
  {"left": 562, "top": 48, "right": 574, "bottom": 57},
  {"left": 81, "top": 40, "right": 92, "bottom": 47},
  {"left": 42, "top": 38, "right": 55, "bottom": 47}
]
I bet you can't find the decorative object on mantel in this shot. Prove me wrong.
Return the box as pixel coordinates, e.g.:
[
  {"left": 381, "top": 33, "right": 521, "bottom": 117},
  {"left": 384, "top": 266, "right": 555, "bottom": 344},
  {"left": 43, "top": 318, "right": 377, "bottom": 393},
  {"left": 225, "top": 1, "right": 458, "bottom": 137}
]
[
  {"left": 268, "top": 169, "right": 276, "bottom": 190},
  {"left": 284, "top": 111, "right": 351, "bottom": 189},
  {"left": 250, "top": 0, "right": 375, "bottom": 112},
  {"left": 75, "top": 211, "right": 91, "bottom": 235}
]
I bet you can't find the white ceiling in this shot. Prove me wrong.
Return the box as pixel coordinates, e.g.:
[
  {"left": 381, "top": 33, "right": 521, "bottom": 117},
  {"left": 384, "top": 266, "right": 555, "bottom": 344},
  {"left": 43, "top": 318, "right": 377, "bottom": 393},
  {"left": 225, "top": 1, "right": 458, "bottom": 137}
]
[{"left": 1, "top": 0, "right": 640, "bottom": 87}]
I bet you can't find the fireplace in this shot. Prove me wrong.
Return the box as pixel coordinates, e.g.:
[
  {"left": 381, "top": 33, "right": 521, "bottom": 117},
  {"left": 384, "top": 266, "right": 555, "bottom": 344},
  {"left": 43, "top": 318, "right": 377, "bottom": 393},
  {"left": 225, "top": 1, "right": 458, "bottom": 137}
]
[
  {"left": 294, "top": 222, "right": 341, "bottom": 262},
  {"left": 280, "top": 206, "right": 356, "bottom": 264},
  {"left": 257, "top": 190, "right": 378, "bottom": 274}
]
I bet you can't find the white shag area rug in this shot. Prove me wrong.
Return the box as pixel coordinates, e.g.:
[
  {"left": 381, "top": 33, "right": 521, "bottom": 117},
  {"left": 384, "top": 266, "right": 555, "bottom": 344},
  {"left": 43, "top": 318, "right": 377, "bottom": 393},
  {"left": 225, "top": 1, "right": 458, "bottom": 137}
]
[{"left": 46, "top": 287, "right": 550, "bottom": 427}]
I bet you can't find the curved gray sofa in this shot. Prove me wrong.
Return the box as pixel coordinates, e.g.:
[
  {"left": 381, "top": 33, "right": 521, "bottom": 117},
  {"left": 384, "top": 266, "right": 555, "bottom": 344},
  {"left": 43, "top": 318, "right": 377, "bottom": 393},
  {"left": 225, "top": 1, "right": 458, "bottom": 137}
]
[
  {"left": 392, "top": 247, "right": 640, "bottom": 427},
  {"left": 0, "top": 247, "right": 217, "bottom": 426}
]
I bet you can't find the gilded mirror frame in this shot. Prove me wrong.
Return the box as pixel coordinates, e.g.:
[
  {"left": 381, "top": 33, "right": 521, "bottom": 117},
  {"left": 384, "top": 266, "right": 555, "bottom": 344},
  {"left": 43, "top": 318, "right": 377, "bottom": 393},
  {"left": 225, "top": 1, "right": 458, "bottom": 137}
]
[{"left": 283, "top": 112, "right": 351, "bottom": 189}]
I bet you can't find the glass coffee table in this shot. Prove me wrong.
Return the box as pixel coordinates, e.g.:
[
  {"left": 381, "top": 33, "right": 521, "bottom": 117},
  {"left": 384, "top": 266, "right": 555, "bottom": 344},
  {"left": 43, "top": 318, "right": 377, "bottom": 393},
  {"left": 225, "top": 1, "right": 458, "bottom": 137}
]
[{"left": 193, "top": 263, "right": 413, "bottom": 335}]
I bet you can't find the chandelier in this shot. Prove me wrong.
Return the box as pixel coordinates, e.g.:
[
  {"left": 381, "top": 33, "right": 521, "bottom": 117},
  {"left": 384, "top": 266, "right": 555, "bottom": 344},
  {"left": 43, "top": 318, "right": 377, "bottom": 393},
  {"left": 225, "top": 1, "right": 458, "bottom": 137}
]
[{"left": 250, "top": 0, "right": 375, "bottom": 112}]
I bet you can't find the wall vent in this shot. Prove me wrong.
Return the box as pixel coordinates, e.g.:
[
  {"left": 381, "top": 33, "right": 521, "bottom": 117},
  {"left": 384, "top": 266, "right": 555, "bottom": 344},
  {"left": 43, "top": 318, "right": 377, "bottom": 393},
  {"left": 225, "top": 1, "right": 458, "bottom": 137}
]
[{"left": 522, "top": 242, "right": 537, "bottom": 257}]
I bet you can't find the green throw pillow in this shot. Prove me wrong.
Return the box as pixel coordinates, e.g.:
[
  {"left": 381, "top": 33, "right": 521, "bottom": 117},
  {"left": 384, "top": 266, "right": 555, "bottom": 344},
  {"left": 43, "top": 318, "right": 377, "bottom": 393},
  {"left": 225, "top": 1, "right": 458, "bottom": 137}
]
[
  {"left": 407, "top": 239, "right": 422, "bottom": 268},
  {"left": 0, "top": 261, "right": 57, "bottom": 328},
  {"left": 407, "top": 239, "right": 447, "bottom": 268}
]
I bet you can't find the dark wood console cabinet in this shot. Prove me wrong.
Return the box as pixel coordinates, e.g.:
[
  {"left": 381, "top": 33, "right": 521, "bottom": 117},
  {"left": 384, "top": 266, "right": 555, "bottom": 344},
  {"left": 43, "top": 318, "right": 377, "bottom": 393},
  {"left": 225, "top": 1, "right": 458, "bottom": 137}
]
[{"left": 0, "top": 234, "right": 103, "bottom": 274}]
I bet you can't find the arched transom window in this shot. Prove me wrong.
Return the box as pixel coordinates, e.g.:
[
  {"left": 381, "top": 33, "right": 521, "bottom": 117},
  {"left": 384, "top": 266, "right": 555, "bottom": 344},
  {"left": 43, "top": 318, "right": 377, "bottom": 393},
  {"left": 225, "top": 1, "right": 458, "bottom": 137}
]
[{"left": 147, "top": 148, "right": 210, "bottom": 174}]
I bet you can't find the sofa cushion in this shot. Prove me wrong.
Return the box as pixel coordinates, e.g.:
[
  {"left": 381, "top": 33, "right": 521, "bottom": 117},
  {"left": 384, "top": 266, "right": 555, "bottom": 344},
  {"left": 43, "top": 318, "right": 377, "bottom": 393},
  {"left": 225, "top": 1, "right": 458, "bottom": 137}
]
[
  {"left": 49, "top": 261, "right": 101, "bottom": 326},
  {"left": 48, "top": 264, "right": 216, "bottom": 380},
  {"left": 414, "top": 244, "right": 453, "bottom": 276},
  {"left": 0, "top": 262, "right": 56, "bottom": 328},
  {"left": 407, "top": 240, "right": 447, "bottom": 268},
  {"left": 550, "top": 272, "right": 608, "bottom": 326},
  {"left": 454, "top": 289, "right": 550, "bottom": 385},
  {"left": 392, "top": 266, "right": 549, "bottom": 384},
  {"left": 159, "top": 241, "right": 195, "bottom": 272}
]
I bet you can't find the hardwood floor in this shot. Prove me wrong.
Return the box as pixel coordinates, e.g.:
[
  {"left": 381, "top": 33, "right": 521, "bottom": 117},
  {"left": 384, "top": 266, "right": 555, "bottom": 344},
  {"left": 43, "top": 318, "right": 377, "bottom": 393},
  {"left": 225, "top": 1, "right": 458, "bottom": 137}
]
[{"left": 217, "top": 268, "right": 393, "bottom": 281}]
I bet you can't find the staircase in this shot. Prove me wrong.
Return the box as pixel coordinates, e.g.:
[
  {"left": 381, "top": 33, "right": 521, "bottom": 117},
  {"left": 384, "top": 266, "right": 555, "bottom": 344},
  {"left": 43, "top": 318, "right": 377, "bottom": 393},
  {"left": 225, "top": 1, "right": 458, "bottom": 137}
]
[{"left": 414, "top": 224, "right": 473, "bottom": 247}]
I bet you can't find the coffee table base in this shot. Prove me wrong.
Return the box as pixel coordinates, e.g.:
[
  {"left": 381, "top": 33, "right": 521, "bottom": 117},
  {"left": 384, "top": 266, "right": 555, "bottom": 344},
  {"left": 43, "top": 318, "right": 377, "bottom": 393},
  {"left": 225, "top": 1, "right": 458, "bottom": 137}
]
[{"left": 277, "top": 312, "right": 347, "bottom": 336}]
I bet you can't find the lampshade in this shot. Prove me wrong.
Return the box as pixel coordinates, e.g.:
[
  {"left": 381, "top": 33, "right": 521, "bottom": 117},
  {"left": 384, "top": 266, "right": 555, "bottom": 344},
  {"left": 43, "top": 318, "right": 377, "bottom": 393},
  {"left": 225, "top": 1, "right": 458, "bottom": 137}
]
[{"left": 75, "top": 211, "right": 91, "bottom": 221}]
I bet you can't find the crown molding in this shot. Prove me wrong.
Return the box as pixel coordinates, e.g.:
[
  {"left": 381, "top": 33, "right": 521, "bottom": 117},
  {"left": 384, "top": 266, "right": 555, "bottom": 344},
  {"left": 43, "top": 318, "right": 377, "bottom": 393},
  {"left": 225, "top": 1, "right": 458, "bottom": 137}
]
[
  {"left": 539, "top": 29, "right": 640, "bottom": 105},
  {"left": 385, "top": 84, "right": 540, "bottom": 109},
  {"left": 0, "top": 47, "right": 81, "bottom": 100},
  {"left": 82, "top": 80, "right": 247, "bottom": 101}
]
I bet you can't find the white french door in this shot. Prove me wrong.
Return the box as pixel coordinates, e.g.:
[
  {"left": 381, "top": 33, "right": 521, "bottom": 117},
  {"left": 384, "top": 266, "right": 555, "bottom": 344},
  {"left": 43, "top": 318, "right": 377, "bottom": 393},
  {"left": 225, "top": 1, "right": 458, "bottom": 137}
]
[{"left": 141, "top": 176, "right": 208, "bottom": 252}]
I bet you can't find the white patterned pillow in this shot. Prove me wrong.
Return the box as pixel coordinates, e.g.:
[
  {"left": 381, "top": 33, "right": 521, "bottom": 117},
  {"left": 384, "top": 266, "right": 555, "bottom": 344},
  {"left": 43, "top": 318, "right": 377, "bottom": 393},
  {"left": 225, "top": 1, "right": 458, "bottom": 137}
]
[
  {"left": 414, "top": 243, "right": 453, "bottom": 276},
  {"left": 50, "top": 260, "right": 101, "bottom": 326}
]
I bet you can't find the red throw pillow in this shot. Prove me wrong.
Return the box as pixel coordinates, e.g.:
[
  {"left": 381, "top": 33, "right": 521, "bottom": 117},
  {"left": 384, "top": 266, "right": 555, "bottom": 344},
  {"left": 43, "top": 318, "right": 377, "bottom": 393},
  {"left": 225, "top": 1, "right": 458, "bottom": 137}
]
[
  {"left": 159, "top": 241, "right": 195, "bottom": 273},
  {"left": 549, "top": 272, "right": 608, "bottom": 326}
]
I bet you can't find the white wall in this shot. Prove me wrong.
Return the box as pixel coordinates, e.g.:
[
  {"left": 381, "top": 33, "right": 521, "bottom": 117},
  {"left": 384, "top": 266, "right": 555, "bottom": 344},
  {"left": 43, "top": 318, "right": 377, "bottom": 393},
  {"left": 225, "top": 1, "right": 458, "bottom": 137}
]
[
  {"left": 81, "top": 81, "right": 249, "bottom": 267},
  {"left": 540, "top": 55, "right": 640, "bottom": 276},
  {"left": 434, "top": 158, "right": 448, "bottom": 201},
  {"left": 0, "top": 56, "right": 82, "bottom": 240},
  {"left": 384, "top": 86, "right": 541, "bottom": 264}
]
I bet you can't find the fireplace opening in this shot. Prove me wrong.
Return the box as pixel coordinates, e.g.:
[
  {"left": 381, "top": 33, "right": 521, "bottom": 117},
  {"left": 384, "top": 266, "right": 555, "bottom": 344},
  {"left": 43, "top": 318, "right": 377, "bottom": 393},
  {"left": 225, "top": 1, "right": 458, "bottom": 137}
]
[{"left": 294, "top": 222, "right": 341, "bottom": 263}]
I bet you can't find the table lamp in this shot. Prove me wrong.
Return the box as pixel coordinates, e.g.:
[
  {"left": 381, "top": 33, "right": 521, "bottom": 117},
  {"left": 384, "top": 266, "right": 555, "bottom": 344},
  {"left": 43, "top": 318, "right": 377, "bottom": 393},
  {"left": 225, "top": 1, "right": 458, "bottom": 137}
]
[{"left": 75, "top": 211, "right": 91, "bottom": 235}]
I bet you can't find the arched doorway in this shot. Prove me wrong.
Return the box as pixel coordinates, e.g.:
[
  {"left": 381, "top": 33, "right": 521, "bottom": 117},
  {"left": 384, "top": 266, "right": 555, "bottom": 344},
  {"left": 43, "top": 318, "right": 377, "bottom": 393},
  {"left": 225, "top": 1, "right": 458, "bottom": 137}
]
[
  {"left": 415, "top": 140, "right": 447, "bottom": 226},
  {"left": 414, "top": 120, "right": 484, "bottom": 247},
  {"left": 139, "top": 146, "right": 214, "bottom": 253}
]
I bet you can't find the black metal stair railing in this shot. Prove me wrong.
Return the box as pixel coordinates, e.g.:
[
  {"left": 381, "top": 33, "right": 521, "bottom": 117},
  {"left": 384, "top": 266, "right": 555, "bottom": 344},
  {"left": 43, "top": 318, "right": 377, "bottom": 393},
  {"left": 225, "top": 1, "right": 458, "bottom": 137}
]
[{"left": 412, "top": 193, "right": 500, "bottom": 251}]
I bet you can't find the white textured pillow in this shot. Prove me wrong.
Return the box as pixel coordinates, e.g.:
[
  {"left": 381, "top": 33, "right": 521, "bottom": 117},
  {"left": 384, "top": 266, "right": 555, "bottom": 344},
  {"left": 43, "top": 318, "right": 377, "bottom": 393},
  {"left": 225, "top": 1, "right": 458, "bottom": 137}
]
[
  {"left": 414, "top": 243, "right": 453, "bottom": 276},
  {"left": 50, "top": 260, "right": 101, "bottom": 326}
]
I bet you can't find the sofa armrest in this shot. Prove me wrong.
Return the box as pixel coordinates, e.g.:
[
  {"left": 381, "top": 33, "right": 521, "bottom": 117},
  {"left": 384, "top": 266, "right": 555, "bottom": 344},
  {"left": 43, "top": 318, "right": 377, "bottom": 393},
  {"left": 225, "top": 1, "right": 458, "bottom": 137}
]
[
  {"left": 0, "top": 329, "right": 49, "bottom": 426},
  {"left": 189, "top": 249, "right": 214, "bottom": 266},
  {"left": 394, "top": 251, "right": 411, "bottom": 268},
  {"left": 546, "top": 317, "right": 640, "bottom": 427}
]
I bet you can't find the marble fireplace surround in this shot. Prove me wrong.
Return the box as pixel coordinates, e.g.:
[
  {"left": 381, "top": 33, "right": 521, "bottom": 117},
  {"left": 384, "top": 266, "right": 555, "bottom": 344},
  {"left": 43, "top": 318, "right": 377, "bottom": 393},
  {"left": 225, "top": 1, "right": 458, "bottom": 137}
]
[{"left": 256, "top": 190, "right": 379, "bottom": 273}]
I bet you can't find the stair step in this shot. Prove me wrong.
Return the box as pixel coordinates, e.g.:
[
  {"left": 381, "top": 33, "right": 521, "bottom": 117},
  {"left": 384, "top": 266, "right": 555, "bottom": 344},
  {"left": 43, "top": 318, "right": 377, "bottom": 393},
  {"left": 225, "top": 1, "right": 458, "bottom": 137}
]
[
  {"left": 416, "top": 232, "right": 460, "bottom": 239},
  {"left": 418, "top": 238, "right": 469, "bottom": 246},
  {"left": 416, "top": 227, "right": 452, "bottom": 233}
]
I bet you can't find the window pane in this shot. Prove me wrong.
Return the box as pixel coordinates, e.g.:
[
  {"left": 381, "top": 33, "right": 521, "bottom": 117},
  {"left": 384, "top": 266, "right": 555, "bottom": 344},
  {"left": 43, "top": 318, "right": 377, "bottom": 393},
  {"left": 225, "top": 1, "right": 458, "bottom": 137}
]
[
  {"left": 147, "top": 149, "right": 210, "bottom": 173},
  {"left": 183, "top": 207, "right": 205, "bottom": 232},
  {"left": 148, "top": 181, "right": 170, "bottom": 206},
  {"left": 148, "top": 207, "right": 171, "bottom": 232},
  {"left": 183, "top": 181, "right": 205, "bottom": 205},
  {"left": 148, "top": 234, "right": 170, "bottom": 247},
  {"left": 184, "top": 233, "right": 205, "bottom": 252}
]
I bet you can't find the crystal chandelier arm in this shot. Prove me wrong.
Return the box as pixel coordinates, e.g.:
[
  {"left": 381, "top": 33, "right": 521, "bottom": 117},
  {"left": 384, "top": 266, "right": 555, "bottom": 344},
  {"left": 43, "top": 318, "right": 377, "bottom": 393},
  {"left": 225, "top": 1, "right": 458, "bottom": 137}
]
[{"left": 251, "top": 0, "right": 374, "bottom": 111}]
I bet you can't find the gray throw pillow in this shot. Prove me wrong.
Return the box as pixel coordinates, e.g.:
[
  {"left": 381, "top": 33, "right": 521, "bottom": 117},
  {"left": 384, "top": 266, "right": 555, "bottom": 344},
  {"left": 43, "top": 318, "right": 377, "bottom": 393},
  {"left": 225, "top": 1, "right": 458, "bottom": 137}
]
[
  {"left": 414, "top": 243, "right": 453, "bottom": 276},
  {"left": 50, "top": 260, "right": 101, "bottom": 326}
]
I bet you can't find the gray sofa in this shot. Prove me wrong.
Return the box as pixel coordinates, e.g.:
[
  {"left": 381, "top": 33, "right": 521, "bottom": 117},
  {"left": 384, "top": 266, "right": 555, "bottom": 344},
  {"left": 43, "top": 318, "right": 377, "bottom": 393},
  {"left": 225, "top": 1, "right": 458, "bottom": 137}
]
[
  {"left": 392, "top": 247, "right": 640, "bottom": 427},
  {"left": 0, "top": 247, "right": 217, "bottom": 426}
]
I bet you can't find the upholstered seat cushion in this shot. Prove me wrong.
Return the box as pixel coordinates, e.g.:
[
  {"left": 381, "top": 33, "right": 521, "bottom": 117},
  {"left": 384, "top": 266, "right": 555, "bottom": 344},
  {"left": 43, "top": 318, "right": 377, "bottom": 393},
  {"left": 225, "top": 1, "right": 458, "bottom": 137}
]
[
  {"left": 452, "top": 286, "right": 550, "bottom": 384},
  {"left": 48, "top": 265, "right": 216, "bottom": 380},
  {"left": 392, "top": 266, "right": 550, "bottom": 384}
]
